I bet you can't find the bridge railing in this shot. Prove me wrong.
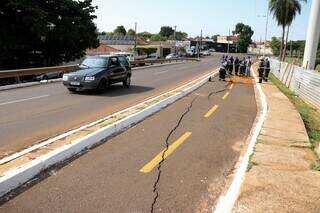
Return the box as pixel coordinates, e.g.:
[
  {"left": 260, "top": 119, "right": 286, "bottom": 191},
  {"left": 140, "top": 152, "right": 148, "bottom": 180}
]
[{"left": 0, "top": 58, "right": 199, "bottom": 79}]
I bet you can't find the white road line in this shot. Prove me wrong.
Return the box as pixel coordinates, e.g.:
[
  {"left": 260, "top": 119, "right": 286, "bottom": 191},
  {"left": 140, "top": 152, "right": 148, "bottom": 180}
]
[
  {"left": 154, "top": 70, "right": 171, "bottom": 75},
  {"left": 0, "top": 95, "right": 49, "bottom": 106}
]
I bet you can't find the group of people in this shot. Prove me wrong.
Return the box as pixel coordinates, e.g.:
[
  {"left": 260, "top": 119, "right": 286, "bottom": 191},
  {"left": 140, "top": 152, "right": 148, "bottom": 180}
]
[
  {"left": 219, "top": 55, "right": 252, "bottom": 81},
  {"left": 218, "top": 54, "right": 271, "bottom": 83}
]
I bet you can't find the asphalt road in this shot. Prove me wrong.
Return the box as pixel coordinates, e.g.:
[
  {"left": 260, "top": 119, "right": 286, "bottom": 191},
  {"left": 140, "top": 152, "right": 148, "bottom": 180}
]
[
  {"left": 0, "top": 56, "right": 221, "bottom": 157},
  {"left": 0, "top": 75, "right": 257, "bottom": 212}
]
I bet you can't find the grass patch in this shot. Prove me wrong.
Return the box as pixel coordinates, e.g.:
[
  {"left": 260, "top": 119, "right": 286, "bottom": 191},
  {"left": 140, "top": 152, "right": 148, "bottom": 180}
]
[
  {"left": 269, "top": 73, "right": 320, "bottom": 159},
  {"left": 310, "top": 163, "right": 320, "bottom": 171},
  {"left": 247, "top": 152, "right": 258, "bottom": 172},
  {"left": 284, "top": 57, "right": 302, "bottom": 66}
]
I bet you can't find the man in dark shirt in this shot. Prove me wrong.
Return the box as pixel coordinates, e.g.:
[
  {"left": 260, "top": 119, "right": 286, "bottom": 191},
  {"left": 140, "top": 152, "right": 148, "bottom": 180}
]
[
  {"left": 258, "top": 57, "right": 265, "bottom": 83},
  {"left": 219, "top": 62, "right": 227, "bottom": 81},
  {"left": 264, "top": 58, "right": 271, "bottom": 82},
  {"left": 234, "top": 57, "right": 240, "bottom": 76}
]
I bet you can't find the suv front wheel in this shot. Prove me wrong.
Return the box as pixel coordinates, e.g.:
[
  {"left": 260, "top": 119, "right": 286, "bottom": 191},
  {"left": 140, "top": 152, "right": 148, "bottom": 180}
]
[{"left": 123, "top": 75, "right": 131, "bottom": 88}]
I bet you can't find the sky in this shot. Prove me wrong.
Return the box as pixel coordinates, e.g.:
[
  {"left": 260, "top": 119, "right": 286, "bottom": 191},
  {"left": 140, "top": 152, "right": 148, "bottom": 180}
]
[{"left": 92, "top": 0, "right": 312, "bottom": 41}]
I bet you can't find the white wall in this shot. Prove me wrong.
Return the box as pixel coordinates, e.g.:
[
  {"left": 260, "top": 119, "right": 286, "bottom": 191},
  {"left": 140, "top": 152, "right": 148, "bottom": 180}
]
[{"left": 271, "top": 59, "right": 320, "bottom": 109}]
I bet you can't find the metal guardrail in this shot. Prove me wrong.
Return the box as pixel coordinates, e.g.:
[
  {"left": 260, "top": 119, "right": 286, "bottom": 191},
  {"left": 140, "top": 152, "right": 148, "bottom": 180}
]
[
  {"left": 0, "top": 58, "right": 199, "bottom": 79},
  {"left": 270, "top": 59, "right": 320, "bottom": 109}
]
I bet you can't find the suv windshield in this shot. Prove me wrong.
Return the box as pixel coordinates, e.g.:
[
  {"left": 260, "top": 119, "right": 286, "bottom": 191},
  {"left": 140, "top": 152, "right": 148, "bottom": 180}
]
[{"left": 80, "top": 57, "right": 108, "bottom": 68}]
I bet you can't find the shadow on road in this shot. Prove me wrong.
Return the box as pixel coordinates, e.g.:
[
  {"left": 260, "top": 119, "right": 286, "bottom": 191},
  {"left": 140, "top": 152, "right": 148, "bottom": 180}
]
[{"left": 73, "top": 84, "right": 155, "bottom": 97}]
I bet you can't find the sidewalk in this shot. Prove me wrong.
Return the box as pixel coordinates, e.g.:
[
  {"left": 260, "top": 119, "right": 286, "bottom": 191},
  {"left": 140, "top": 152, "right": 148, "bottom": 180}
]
[{"left": 233, "top": 70, "right": 320, "bottom": 212}]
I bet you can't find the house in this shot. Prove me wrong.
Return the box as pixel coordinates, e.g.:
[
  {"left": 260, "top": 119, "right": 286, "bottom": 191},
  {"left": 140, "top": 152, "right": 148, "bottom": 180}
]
[
  {"left": 86, "top": 44, "right": 121, "bottom": 55},
  {"left": 217, "top": 35, "right": 238, "bottom": 44},
  {"left": 86, "top": 35, "right": 149, "bottom": 55},
  {"left": 247, "top": 41, "right": 273, "bottom": 55}
]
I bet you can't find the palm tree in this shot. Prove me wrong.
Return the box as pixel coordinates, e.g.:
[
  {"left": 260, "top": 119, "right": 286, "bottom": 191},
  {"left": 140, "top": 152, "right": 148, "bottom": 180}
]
[{"left": 269, "top": 0, "right": 307, "bottom": 61}]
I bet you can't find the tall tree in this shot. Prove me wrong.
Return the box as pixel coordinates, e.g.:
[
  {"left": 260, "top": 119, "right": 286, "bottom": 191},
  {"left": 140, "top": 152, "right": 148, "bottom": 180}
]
[
  {"left": 271, "top": 37, "right": 281, "bottom": 56},
  {"left": 269, "top": 0, "right": 307, "bottom": 61},
  {"left": 127, "top": 29, "right": 136, "bottom": 36},
  {"left": 159, "top": 26, "right": 174, "bottom": 38},
  {"left": 175, "top": 31, "right": 188, "bottom": 40},
  {"left": 113, "top": 25, "right": 127, "bottom": 36},
  {"left": 212, "top": 34, "right": 220, "bottom": 42},
  {"left": 233, "top": 23, "right": 254, "bottom": 53},
  {"left": 0, "top": 0, "right": 99, "bottom": 69}
]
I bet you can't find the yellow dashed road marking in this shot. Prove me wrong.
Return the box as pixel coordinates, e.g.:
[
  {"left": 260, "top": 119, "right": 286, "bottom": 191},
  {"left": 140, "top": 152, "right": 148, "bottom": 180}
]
[
  {"left": 204, "top": 105, "right": 219, "bottom": 118},
  {"left": 140, "top": 132, "right": 192, "bottom": 173},
  {"left": 222, "top": 91, "right": 230, "bottom": 100}
]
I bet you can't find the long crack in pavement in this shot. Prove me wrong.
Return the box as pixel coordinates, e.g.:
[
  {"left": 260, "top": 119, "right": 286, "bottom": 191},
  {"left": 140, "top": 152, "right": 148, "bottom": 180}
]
[
  {"left": 207, "top": 81, "right": 232, "bottom": 100},
  {"left": 150, "top": 96, "right": 198, "bottom": 213}
]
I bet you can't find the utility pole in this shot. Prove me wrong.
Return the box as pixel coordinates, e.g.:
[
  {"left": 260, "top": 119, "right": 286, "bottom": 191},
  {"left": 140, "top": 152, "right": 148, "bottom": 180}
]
[
  {"left": 174, "top": 25, "right": 177, "bottom": 54},
  {"left": 263, "top": 9, "right": 269, "bottom": 57},
  {"left": 200, "top": 29, "right": 203, "bottom": 52},
  {"left": 134, "top": 22, "right": 137, "bottom": 55},
  {"left": 227, "top": 29, "right": 230, "bottom": 54},
  {"left": 303, "top": 0, "right": 320, "bottom": 69}
]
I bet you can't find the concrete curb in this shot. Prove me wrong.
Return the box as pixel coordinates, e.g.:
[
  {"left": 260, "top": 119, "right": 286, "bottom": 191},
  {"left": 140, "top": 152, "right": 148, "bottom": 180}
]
[
  {"left": 0, "top": 62, "right": 190, "bottom": 92},
  {"left": 0, "top": 69, "right": 217, "bottom": 197},
  {"left": 213, "top": 66, "right": 268, "bottom": 213}
]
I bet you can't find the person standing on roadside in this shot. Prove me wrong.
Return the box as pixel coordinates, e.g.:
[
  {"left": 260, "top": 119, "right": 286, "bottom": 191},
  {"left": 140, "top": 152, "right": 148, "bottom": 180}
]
[
  {"left": 219, "top": 62, "right": 227, "bottom": 81},
  {"left": 264, "top": 57, "right": 271, "bottom": 82},
  {"left": 234, "top": 57, "right": 240, "bottom": 76},
  {"left": 229, "top": 56, "right": 234, "bottom": 75},
  {"left": 258, "top": 57, "right": 265, "bottom": 83},
  {"left": 239, "top": 57, "right": 246, "bottom": 76},
  {"left": 245, "top": 56, "right": 252, "bottom": 77}
]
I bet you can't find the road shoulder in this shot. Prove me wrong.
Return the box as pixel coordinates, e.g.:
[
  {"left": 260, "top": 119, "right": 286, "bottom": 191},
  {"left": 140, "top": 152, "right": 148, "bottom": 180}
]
[{"left": 233, "top": 67, "right": 320, "bottom": 213}]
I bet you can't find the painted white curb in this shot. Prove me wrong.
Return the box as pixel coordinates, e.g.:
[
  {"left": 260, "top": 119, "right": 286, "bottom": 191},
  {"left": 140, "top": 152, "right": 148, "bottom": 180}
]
[
  {"left": 0, "top": 69, "right": 217, "bottom": 197},
  {"left": 213, "top": 67, "right": 268, "bottom": 213}
]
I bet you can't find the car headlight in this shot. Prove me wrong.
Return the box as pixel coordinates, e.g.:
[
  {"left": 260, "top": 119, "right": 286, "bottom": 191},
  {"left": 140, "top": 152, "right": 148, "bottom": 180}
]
[
  {"left": 62, "top": 75, "right": 68, "bottom": 81},
  {"left": 85, "top": 76, "right": 95, "bottom": 81}
]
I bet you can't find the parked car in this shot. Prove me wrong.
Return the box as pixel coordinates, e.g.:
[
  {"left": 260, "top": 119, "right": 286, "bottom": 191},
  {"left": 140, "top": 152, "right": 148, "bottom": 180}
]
[
  {"left": 62, "top": 55, "right": 131, "bottom": 93},
  {"left": 165, "top": 53, "right": 179, "bottom": 59},
  {"left": 36, "top": 71, "right": 63, "bottom": 81},
  {"left": 202, "top": 50, "right": 211, "bottom": 56},
  {"left": 147, "top": 53, "right": 159, "bottom": 60}
]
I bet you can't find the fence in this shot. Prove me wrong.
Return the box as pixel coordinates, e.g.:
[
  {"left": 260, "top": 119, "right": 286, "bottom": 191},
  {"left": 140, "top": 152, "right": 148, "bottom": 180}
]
[
  {"left": 0, "top": 58, "right": 198, "bottom": 79},
  {"left": 270, "top": 59, "right": 320, "bottom": 109}
]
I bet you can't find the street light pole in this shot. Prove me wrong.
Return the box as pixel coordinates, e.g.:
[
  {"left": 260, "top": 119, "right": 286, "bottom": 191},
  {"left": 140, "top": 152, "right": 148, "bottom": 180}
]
[
  {"left": 263, "top": 9, "right": 269, "bottom": 57},
  {"left": 134, "top": 22, "right": 137, "bottom": 55},
  {"left": 227, "top": 29, "right": 230, "bottom": 54},
  {"left": 174, "top": 25, "right": 177, "bottom": 54},
  {"left": 303, "top": 0, "right": 320, "bottom": 69}
]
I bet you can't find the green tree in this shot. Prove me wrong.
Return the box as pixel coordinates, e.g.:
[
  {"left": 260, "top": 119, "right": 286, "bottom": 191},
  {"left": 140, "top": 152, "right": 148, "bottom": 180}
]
[
  {"left": 150, "top": 34, "right": 166, "bottom": 41},
  {"left": 159, "top": 26, "right": 174, "bottom": 38},
  {"left": 175, "top": 31, "right": 188, "bottom": 40},
  {"left": 271, "top": 37, "right": 281, "bottom": 56},
  {"left": 233, "top": 23, "right": 254, "bottom": 53},
  {"left": 0, "top": 0, "right": 99, "bottom": 69},
  {"left": 127, "top": 29, "right": 136, "bottom": 36},
  {"left": 269, "top": 0, "right": 307, "bottom": 61},
  {"left": 212, "top": 34, "right": 220, "bottom": 42},
  {"left": 113, "top": 25, "right": 127, "bottom": 36},
  {"left": 41, "top": 0, "right": 99, "bottom": 65}
]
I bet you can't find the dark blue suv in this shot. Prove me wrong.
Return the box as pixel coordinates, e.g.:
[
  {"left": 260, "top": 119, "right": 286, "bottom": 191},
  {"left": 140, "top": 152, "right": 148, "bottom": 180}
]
[{"left": 63, "top": 55, "right": 131, "bottom": 92}]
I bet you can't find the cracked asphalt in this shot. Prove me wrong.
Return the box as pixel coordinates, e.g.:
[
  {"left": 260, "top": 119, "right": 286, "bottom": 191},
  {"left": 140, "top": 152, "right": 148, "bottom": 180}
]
[{"left": 0, "top": 74, "right": 257, "bottom": 213}]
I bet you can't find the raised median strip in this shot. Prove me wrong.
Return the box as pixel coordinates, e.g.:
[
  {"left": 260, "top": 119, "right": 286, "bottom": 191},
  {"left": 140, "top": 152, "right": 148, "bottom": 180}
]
[{"left": 0, "top": 68, "right": 217, "bottom": 197}]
